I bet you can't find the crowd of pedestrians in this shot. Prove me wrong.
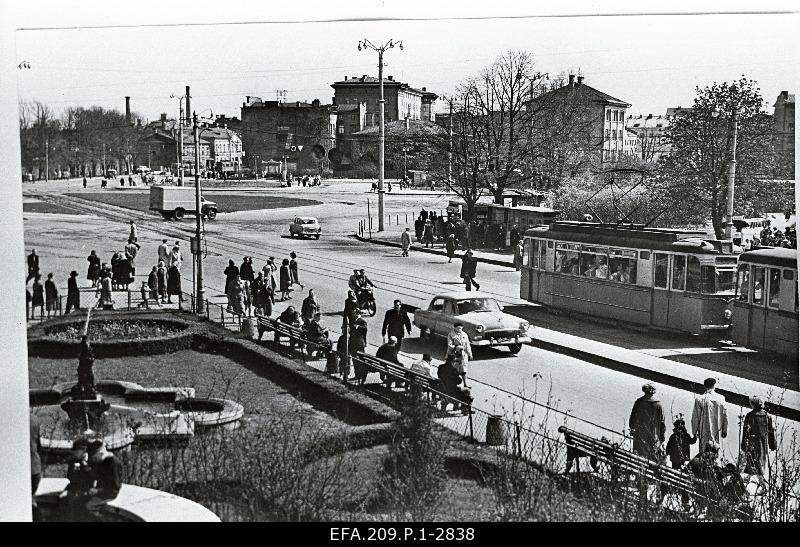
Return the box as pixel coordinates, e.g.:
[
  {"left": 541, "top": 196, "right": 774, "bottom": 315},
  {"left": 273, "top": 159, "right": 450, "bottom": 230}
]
[
  {"left": 743, "top": 221, "right": 797, "bottom": 250},
  {"left": 627, "top": 377, "right": 777, "bottom": 510}
]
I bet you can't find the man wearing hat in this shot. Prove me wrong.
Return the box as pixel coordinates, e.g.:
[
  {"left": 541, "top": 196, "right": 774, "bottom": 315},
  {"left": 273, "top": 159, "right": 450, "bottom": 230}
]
[
  {"left": 376, "top": 336, "right": 402, "bottom": 389},
  {"left": 65, "top": 271, "right": 81, "bottom": 314},
  {"left": 628, "top": 383, "right": 666, "bottom": 461},
  {"left": 691, "top": 377, "right": 728, "bottom": 459},
  {"left": 85, "top": 439, "right": 122, "bottom": 511},
  {"left": 741, "top": 395, "right": 776, "bottom": 476}
]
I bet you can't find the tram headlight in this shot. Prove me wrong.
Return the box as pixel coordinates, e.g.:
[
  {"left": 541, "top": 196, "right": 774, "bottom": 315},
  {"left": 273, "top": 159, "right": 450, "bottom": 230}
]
[{"left": 724, "top": 309, "right": 732, "bottom": 321}]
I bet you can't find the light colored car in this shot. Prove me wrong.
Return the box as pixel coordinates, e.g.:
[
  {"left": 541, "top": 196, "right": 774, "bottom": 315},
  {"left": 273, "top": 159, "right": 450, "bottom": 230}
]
[
  {"left": 289, "top": 216, "right": 321, "bottom": 239},
  {"left": 413, "top": 292, "right": 531, "bottom": 354}
]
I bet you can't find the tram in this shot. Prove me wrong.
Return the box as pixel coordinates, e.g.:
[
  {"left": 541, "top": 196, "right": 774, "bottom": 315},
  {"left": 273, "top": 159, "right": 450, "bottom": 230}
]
[
  {"left": 731, "top": 247, "right": 798, "bottom": 356},
  {"left": 520, "top": 221, "right": 738, "bottom": 334}
]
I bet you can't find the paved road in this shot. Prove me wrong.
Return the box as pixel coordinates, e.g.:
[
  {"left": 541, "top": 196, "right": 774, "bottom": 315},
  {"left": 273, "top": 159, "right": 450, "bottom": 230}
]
[{"left": 22, "top": 184, "right": 800, "bottom": 468}]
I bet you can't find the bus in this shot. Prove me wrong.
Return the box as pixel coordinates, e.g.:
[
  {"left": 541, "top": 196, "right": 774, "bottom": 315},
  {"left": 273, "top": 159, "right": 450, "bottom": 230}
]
[
  {"left": 520, "top": 221, "right": 738, "bottom": 334},
  {"left": 731, "top": 247, "right": 798, "bottom": 356}
]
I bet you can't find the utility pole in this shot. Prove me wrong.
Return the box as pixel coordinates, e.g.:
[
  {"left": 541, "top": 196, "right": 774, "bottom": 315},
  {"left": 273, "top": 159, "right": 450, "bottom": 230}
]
[
  {"left": 725, "top": 110, "right": 740, "bottom": 241},
  {"left": 358, "top": 38, "right": 403, "bottom": 232},
  {"left": 179, "top": 101, "right": 185, "bottom": 186},
  {"left": 44, "top": 137, "right": 49, "bottom": 182},
  {"left": 102, "top": 143, "right": 106, "bottom": 177},
  {"left": 193, "top": 112, "right": 205, "bottom": 314}
]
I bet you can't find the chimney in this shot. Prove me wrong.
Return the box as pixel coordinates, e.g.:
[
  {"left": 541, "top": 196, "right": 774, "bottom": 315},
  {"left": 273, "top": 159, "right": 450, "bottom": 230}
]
[
  {"left": 312, "top": 99, "right": 320, "bottom": 107},
  {"left": 422, "top": 87, "right": 426, "bottom": 91},
  {"left": 387, "top": 76, "right": 393, "bottom": 82},
  {"left": 160, "top": 113, "right": 167, "bottom": 122},
  {"left": 781, "top": 90, "right": 789, "bottom": 100},
  {"left": 332, "top": 96, "right": 336, "bottom": 106},
  {"left": 568, "top": 74, "right": 575, "bottom": 87},
  {"left": 125, "top": 96, "right": 131, "bottom": 124},
  {"left": 577, "top": 76, "right": 584, "bottom": 85},
  {"left": 185, "top": 86, "right": 191, "bottom": 126}
]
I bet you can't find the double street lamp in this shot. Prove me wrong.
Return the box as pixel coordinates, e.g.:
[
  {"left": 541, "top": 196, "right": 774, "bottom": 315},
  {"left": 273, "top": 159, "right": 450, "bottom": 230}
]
[
  {"left": 358, "top": 38, "right": 403, "bottom": 232},
  {"left": 169, "top": 93, "right": 186, "bottom": 186}
]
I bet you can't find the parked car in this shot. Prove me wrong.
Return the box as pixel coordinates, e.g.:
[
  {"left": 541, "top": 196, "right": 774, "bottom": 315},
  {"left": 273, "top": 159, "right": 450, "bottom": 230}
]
[
  {"left": 105, "top": 169, "right": 118, "bottom": 178},
  {"left": 289, "top": 217, "right": 321, "bottom": 239},
  {"left": 413, "top": 292, "right": 531, "bottom": 354}
]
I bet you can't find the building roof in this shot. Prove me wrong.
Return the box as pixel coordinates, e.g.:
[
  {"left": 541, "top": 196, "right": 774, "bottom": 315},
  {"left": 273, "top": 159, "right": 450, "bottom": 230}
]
[
  {"left": 335, "top": 104, "right": 362, "bottom": 113},
  {"left": 529, "top": 80, "right": 631, "bottom": 108},
  {"left": 353, "top": 119, "right": 446, "bottom": 138},
  {"left": 774, "top": 91, "right": 795, "bottom": 107},
  {"left": 331, "top": 75, "right": 434, "bottom": 98},
  {"left": 626, "top": 114, "right": 672, "bottom": 130}
]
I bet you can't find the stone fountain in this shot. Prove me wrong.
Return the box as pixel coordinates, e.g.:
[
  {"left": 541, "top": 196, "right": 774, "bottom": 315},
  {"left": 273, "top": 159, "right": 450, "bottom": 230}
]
[{"left": 30, "top": 309, "right": 244, "bottom": 456}]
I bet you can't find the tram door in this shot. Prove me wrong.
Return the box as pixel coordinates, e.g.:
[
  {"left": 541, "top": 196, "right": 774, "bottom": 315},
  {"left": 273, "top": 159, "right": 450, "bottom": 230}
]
[
  {"left": 651, "top": 253, "right": 670, "bottom": 327},
  {"left": 747, "top": 266, "right": 768, "bottom": 349}
]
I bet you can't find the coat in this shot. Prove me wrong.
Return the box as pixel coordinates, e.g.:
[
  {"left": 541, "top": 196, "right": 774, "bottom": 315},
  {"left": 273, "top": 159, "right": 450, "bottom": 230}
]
[
  {"left": 460, "top": 256, "right": 478, "bottom": 279},
  {"left": 66, "top": 276, "right": 80, "bottom": 308},
  {"left": 289, "top": 259, "right": 300, "bottom": 284},
  {"left": 691, "top": 390, "right": 728, "bottom": 450},
  {"left": 741, "top": 409, "right": 776, "bottom": 475},
  {"left": 629, "top": 395, "right": 666, "bottom": 459},
  {"left": 32, "top": 280, "right": 44, "bottom": 306},
  {"left": 401, "top": 231, "right": 412, "bottom": 250},
  {"left": 382, "top": 308, "right": 411, "bottom": 340},
  {"left": 167, "top": 266, "right": 181, "bottom": 295},
  {"left": 279, "top": 265, "right": 291, "bottom": 292},
  {"left": 240, "top": 261, "right": 254, "bottom": 282},
  {"left": 301, "top": 296, "right": 319, "bottom": 322},
  {"left": 157, "top": 243, "right": 170, "bottom": 265},
  {"left": 446, "top": 329, "right": 473, "bottom": 362},
  {"left": 45, "top": 279, "right": 58, "bottom": 306},
  {"left": 87, "top": 254, "right": 101, "bottom": 281},
  {"left": 446, "top": 238, "right": 456, "bottom": 257},
  {"left": 224, "top": 264, "right": 239, "bottom": 295},
  {"left": 665, "top": 427, "right": 696, "bottom": 468},
  {"left": 157, "top": 267, "right": 167, "bottom": 294}
]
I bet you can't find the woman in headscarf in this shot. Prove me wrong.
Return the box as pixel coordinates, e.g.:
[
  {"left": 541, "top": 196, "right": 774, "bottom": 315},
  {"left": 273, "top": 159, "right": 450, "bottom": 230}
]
[
  {"left": 31, "top": 274, "right": 44, "bottom": 318},
  {"left": 167, "top": 264, "right": 182, "bottom": 304},
  {"left": 741, "top": 396, "right": 777, "bottom": 476},
  {"left": 87, "top": 250, "right": 101, "bottom": 287},
  {"left": 224, "top": 259, "right": 239, "bottom": 311},
  {"left": 279, "top": 258, "right": 292, "bottom": 301}
]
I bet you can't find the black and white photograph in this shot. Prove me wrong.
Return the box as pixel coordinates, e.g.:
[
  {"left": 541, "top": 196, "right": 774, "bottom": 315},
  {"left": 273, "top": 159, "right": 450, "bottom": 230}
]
[{"left": 0, "top": 0, "right": 798, "bottom": 527}]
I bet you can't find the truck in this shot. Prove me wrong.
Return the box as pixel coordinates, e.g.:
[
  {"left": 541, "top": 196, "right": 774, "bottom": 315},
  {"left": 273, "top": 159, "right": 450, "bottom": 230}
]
[{"left": 149, "top": 186, "right": 218, "bottom": 221}]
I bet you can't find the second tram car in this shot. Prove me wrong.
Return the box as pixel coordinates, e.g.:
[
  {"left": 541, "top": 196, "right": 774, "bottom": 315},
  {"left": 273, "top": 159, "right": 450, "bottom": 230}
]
[
  {"left": 521, "top": 221, "right": 738, "bottom": 334},
  {"left": 731, "top": 247, "right": 798, "bottom": 356}
]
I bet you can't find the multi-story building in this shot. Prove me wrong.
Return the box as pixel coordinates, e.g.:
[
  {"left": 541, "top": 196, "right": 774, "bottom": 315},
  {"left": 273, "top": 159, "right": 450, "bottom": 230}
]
[
  {"left": 526, "top": 75, "right": 631, "bottom": 164},
  {"left": 239, "top": 96, "right": 336, "bottom": 175},
  {"left": 625, "top": 113, "right": 673, "bottom": 162},
  {"left": 773, "top": 91, "right": 795, "bottom": 177},
  {"left": 331, "top": 75, "right": 437, "bottom": 126}
]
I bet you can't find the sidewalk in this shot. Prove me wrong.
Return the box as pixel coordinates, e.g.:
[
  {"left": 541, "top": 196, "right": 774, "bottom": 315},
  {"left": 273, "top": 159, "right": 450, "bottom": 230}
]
[{"left": 353, "top": 232, "right": 516, "bottom": 267}]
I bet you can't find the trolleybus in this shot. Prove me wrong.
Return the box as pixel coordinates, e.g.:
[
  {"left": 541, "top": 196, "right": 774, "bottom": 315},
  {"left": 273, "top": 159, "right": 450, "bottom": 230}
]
[
  {"left": 520, "top": 221, "right": 738, "bottom": 334},
  {"left": 731, "top": 247, "right": 798, "bottom": 356}
]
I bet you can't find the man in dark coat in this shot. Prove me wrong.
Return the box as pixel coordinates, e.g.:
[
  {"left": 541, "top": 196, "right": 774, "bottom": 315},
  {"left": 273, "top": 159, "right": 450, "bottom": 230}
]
[
  {"left": 381, "top": 299, "right": 412, "bottom": 351},
  {"left": 44, "top": 273, "right": 59, "bottom": 317},
  {"left": 741, "top": 396, "right": 777, "bottom": 476},
  {"left": 27, "top": 249, "right": 40, "bottom": 282},
  {"left": 349, "top": 319, "right": 368, "bottom": 385},
  {"left": 376, "top": 336, "right": 402, "bottom": 389},
  {"left": 147, "top": 266, "right": 159, "bottom": 305},
  {"left": 65, "top": 271, "right": 81, "bottom": 314},
  {"left": 342, "top": 290, "right": 360, "bottom": 331},
  {"left": 629, "top": 383, "right": 666, "bottom": 461},
  {"left": 239, "top": 256, "right": 254, "bottom": 283},
  {"left": 414, "top": 215, "right": 424, "bottom": 242},
  {"left": 460, "top": 251, "right": 480, "bottom": 291},
  {"left": 301, "top": 288, "right": 319, "bottom": 324},
  {"left": 85, "top": 440, "right": 122, "bottom": 512}
]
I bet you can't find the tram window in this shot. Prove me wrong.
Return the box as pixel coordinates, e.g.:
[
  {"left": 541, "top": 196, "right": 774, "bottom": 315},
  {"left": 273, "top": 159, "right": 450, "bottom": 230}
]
[
  {"left": 671, "top": 255, "right": 686, "bottom": 291},
  {"left": 555, "top": 243, "right": 580, "bottom": 275},
  {"left": 539, "top": 241, "right": 547, "bottom": 268},
  {"left": 736, "top": 265, "right": 750, "bottom": 302},
  {"left": 640, "top": 251, "right": 650, "bottom": 260},
  {"left": 654, "top": 254, "right": 669, "bottom": 288},
  {"left": 609, "top": 248, "right": 637, "bottom": 284},
  {"left": 714, "top": 268, "right": 736, "bottom": 293},
  {"left": 784, "top": 270, "right": 794, "bottom": 281},
  {"left": 526, "top": 240, "right": 534, "bottom": 269},
  {"left": 686, "top": 256, "right": 701, "bottom": 292},
  {"left": 768, "top": 268, "right": 781, "bottom": 309},
  {"left": 580, "top": 246, "right": 608, "bottom": 279},
  {"left": 752, "top": 267, "right": 765, "bottom": 305}
]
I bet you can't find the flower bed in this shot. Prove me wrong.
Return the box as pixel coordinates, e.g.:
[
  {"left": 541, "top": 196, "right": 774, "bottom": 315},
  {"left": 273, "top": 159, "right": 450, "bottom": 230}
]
[{"left": 44, "top": 320, "right": 185, "bottom": 341}]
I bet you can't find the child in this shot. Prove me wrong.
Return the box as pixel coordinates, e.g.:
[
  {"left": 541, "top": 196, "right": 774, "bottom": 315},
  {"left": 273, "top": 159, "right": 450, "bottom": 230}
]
[
  {"left": 138, "top": 281, "right": 149, "bottom": 309},
  {"left": 665, "top": 418, "right": 696, "bottom": 470}
]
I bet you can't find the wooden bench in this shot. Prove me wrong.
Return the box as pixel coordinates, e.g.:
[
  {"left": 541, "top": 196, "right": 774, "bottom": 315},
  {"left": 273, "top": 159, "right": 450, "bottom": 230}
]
[
  {"left": 558, "top": 426, "right": 695, "bottom": 497},
  {"left": 354, "top": 352, "right": 441, "bottom": 395},
  {"left": 256, "top": 316, "right": 306, "bottom": 351}
]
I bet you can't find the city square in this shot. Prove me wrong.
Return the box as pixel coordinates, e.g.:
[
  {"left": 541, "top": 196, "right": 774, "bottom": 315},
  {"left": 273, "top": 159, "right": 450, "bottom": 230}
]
[{"left": 2, "top": 2, "right": 799, "bottom": 525}]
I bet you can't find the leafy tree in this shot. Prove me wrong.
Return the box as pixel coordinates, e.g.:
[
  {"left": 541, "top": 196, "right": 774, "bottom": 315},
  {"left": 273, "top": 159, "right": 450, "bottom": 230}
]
[{"left": 656, "top": 77, "right": 789, "bottom": 238}]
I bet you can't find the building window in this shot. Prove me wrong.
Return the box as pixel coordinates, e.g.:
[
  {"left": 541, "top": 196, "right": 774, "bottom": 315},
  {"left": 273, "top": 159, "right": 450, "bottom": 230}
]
[{"left": 606, "top": 110, "right": 611, "bottom": 121}]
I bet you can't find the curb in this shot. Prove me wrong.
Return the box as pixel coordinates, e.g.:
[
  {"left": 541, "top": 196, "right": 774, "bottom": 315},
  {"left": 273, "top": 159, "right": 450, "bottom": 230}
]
[
  {"left": 351, "top": 233, "right": 516, "bottom": 268},
  {"left": 531, "top": 337, "right": 800, "bottom": 423}
]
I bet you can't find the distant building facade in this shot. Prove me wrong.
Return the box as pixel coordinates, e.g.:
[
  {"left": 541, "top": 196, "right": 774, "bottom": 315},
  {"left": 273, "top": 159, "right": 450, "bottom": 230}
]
[
  {"left": 331, "top": 75, "right": 437, "bottom": 127},
  {"left": 239, "top": 96, "right": 335, "bottom": 175},
  {"left": 625, "top": 113, "right": 674, "bottom": 161},
  {"left": 526, "top": 75, "right": 631, "bottom": 165}
]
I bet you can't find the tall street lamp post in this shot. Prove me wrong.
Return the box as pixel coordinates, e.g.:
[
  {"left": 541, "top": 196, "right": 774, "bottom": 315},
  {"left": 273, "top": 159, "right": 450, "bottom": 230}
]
[
  {"left": 170, "top": 94, "right": 185, "bottom": 186},
  {"left": 358, "top": 38, "right": 403, "bottom": 232},
  {"left": 192, "top": 112, "right": 206, "bottom": 314},
  {"left": 713, "top": 101, "right": 740, "bottom": 241}
]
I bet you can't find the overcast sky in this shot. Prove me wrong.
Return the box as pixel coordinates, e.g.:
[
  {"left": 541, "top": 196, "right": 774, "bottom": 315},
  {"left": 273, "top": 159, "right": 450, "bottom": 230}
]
[{"left": 10, "top": 2, "right": 800, "bottom": 123}]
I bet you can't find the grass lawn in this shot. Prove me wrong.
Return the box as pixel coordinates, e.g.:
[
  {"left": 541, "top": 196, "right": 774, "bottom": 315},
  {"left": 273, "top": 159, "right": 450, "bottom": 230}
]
[
  {"left": 23, "top": 201, "right": 82, "bottom": 215},
  {"left": 66, "top": 192, "right": 321, "bottom": 213}
]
